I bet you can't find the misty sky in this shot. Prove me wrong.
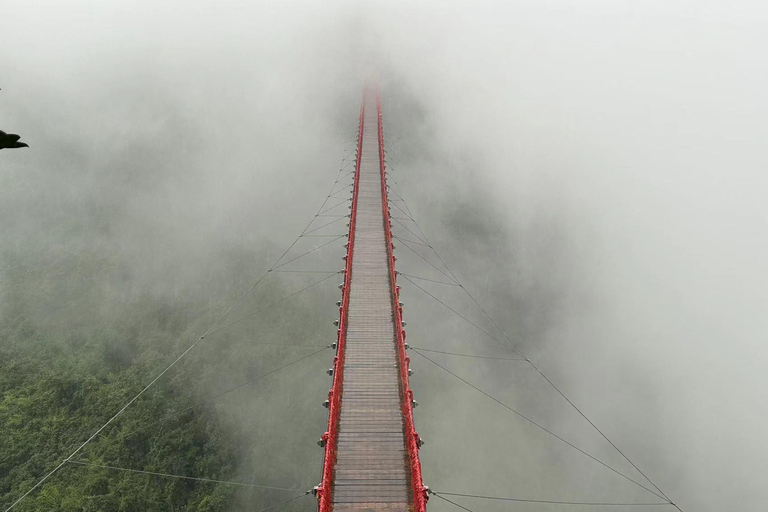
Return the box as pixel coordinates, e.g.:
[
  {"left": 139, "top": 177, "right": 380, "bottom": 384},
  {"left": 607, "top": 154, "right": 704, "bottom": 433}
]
[{"left": 2, "top": 1, "right": 768, "bottom": 511}]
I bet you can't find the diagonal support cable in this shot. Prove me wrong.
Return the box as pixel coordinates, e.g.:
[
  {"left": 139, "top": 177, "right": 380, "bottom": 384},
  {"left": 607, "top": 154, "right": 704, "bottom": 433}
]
[
  {"left": 412, "top": 349, "right": 668, "bottom": 501},
  {"left": 431, "top": 490, "right": 672, "bottom": 507},
  {"left": 432, "top": 493, "right": 474, "bottom": 512},
  {"left": 270, "top": 270, "right": 340, "bottom": 274},
  {"left": 391, "top": 217, "right": 429, "bottom": 245},
  {"left": 401, "top": 275, "right": 522, "bottom": 356},
  {"left": 84, "top": 347, "right": 329, "bottom": 449},
  {"left": 389, "top": 199, "right": 412, "bottom": 219},
  {"left": 392, "top": 235, "right": 430, "bottom": 248},
  {"left": 207, "top": 273, "right": 339, "bottom": 337},
  {"left": 389, "top": 181, "right": 677, "bottom": 506},
  {"left": 409, "top": 347, "right": 526, "bottom": 361},
  {"left": 255, "top": 492, "right": 313, "bottom": 512},
  {"left": 396, "top": 240, "right": 459, "bottom": 284},
  {"left": 398, "top": 273, "right": 459, "bottom": 287},
  {"left": 318, "top": 199, "right": 350, "bottom": 216},
  {"left": 303, "top": 217, "right": 347, "bottom": 236},
  {"left": 272, "top": 235, "right": 346, "bottom": 270},
  {"left": 66, "top": 460, "right": 309, "bottom": 493}
]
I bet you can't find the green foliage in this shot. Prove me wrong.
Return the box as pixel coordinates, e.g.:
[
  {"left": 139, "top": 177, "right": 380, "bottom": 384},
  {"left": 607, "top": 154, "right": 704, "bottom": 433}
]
[
  {"left": 0, "top": 274, "right": 239, "bottom": 511},
  {"left": 0, "top": 173, "right": 333, "bottom": 510}
]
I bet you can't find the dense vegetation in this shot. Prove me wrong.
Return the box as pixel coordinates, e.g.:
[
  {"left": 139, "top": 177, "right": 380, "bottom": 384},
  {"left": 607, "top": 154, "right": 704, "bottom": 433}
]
[
  {"left": 0, "top": 225, "right": 333, "bottom": 511},
  {"left": 0, "top": 271, "right": 238, "bottom": 511}
]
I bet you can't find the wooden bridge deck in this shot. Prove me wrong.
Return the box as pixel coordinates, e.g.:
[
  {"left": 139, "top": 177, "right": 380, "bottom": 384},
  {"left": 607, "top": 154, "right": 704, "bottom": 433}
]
[{"left": 331, "top": 92, "right": 412, "bottom": 511}]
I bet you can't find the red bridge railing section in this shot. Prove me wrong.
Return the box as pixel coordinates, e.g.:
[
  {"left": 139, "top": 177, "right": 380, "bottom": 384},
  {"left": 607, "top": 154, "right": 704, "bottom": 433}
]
[
  {"left": 316, "top": 87, "right": 427, "bottom": 512},
  {"left": 316, "top": 91, "right": 365, "bottom": 512},
  {"left": 377, "top": 90, "right": 429, "bottom": 512}
]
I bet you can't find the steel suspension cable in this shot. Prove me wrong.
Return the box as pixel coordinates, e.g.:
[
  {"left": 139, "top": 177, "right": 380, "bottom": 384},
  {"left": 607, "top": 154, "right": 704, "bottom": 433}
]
[
  {"left": 396, "top": 239, "right": 459, "bottom": 284},
  {"left": 409, "top": 346, "right": 526, "bottom": 361},
  {"left": 392, "top": 235, "right": 431, "bottom": 247},
  {"left": 389, "top": 199, "right": 412, "bottom": 219},
  {"left": 205, "top": 273, "right": 338, "bottom": 337},
  {"left": 391, "top": 217, "right": 429, "bottom": 245},
  {"left": 432, "top": 493, "right": 475, "bottom": 512},
  {"left": 271, "top": 235, "right": 346, "bottom": 270},
  {"left": 412, "top": 350, "right": 667, "bottom": 501},
  {"left": 398, "top": 272, "right": 460, "bottom": 287},
  {"left": 90, "top": 347, "right": 330, "bottom": 446},
  {"left": 401, "top": 275, "right": 523, "bottom": 356},
  {"left": 254, "top": 492, "right": 313, "bottom": 512},
  {"left": 431, "top": 491, "right": 672, "bottom": 507},
  {"left": 66, "top": 460, "right": 308, "bottom": 493},
  {"left": 302, "top": 217, "right": 348, "bottom": 236},
  {"left": 318, "top": 199, "right": 350, "bottom": 216},
  {"left": 388, "top": 175, "right": 677, "bottom": 507},
  {"left": 270, "top": 270, "right": 340, "bottom": 274}
]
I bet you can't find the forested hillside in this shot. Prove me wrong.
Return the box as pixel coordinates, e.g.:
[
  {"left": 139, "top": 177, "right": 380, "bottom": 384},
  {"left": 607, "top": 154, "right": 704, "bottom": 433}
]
[{"left": 0, "top": 228, "right": 335, "bottom": 511}]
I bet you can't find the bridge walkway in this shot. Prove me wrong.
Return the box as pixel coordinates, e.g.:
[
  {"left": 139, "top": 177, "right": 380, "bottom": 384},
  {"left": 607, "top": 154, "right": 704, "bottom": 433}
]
[{"left": 331, "top": 91, "right": 412, "bottom": 511}]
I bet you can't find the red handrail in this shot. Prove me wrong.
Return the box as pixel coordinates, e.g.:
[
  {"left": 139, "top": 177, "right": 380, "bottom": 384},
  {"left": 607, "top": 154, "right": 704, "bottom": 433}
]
[
  {"left": 316, "top": 88, "right": 366, "bottom": 512},
  {"left": 376, "top": 88, "right": 429, "bottom": 512}
]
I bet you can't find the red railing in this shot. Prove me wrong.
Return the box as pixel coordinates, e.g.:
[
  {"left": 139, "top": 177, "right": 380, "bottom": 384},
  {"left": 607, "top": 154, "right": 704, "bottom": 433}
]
[
  {"left": 376, "top": 89, "right": 429, "bottom": 512},
  {"left": 316, "top": 89, "right": 366, "bottom": 512}
]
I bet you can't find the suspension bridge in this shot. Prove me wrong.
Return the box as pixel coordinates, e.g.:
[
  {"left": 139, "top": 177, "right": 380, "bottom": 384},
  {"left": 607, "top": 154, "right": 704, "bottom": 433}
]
[{"left": 3, "top": 86, "right": 682, "bottom": 512}]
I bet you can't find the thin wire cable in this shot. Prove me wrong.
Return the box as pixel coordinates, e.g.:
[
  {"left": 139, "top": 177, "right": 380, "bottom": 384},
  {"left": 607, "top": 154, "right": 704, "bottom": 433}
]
[
  {"left": 433, "top": 491, "right": 671, "bottom": 507},
  {"left": 391, "top": 217, "right": 429, "bottom": 245},
  {"left": 272, "top": 235, "right": 346, "bottom": 269},
  {"left": 270, "top": 270, "right": 340, "bottom": 274},
  {"left": 254, "top": 492, "right": 312, "bottom": 512},
  {"left": 327, "top": 182, "right": 353, "bottom": 197},
  {"left": 457, "top": 265, "right": 675, "bottom": 502},
  {"left": 385, "top": 174, "right": 404, "bottom": 194},
  {"left": 66, "top": 460, "right": 307, "bottom": 493},
  {"left": 411, "top": 347, "right": 526, "bottom": 361},
  {"left": 433, "top": 493, "right": 475, "bottom": 512},
  {"left": 396, "top": 240, "right": 459, "bottom": 284},
  {"left": 398, "top": 273, "right": 460, "bottom": 287},
  {"left": 303, "top": 217, "right": 347, "bottom": 236},
  {"left": 87, "top": 347, "right": 329, "bottom": 448},
  {"left": 391, "top": 183, "right": 676, "bottom": 506},
  {"left": 388, "top": 200, "right": 412, "bottom": 219},
  {"left": 413, "top": 350, "right": 667, "bottom": 501},
  {"left": 401, "top": 275, "right": 521, "bottom": 356},
  {"left": 318, "top": 199, "right": 350, "bottom": 216},
  {"left": 533, "top": 363, "right": 676, "bottom": 505},
  {"left": 200, "top": 340, "right": 329, "bottom": 348},
  {"left": 385, "top": 182, "right": 408, "bottom": 204},
  {"left": 206, "top": 273, "right": 338, "bottom": 337},
  {"left": 392, "top": 235, "right": 430, "bottom": 248}
]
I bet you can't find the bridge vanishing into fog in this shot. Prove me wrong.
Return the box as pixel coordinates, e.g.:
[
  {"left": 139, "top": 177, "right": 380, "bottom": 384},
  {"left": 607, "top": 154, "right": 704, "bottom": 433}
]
[
  {"left": 315, "top": 88, "right": 426, "bottom": 511},
  {"left": 5, "top": 85, "right": 682, "bottom": 512}
]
